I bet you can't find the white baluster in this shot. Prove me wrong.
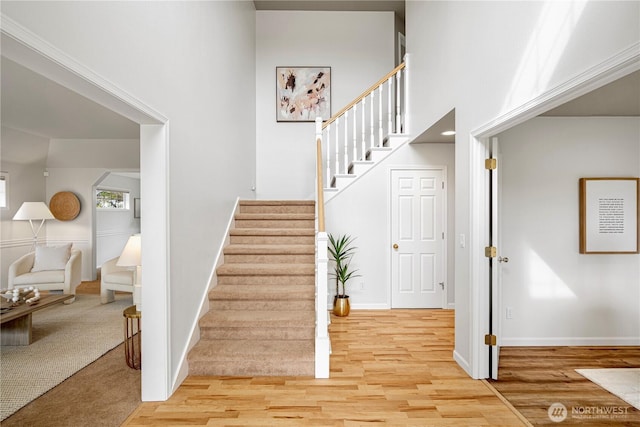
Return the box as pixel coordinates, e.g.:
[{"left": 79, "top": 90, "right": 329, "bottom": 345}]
[
  {"left": 335, "top": 117, "right": 340, "bottom": 179},
  {"left": 378, "top": 85, "right": 383, "bottom": 147},
  {"left": 404, "top": 54, "right": 411, "bottom": 135},
  {"left": 325, "top": 123, "right": 331, "bottom": 185},
  {"left": 387, "top": 76, "right": 393, "bottom": 135},
  {"left": 361, "top": 97, "right": 366, "bottom": 160},
  {"left": 352, "top": 104, "right": 357, "bottom": 166},
  {"left": 343, "top": 110, "right": 349, "bottom": 174},
  {"left": 395, "top": 71, "right": 402, "bottom": 133},
  {"left": 370, "top": 90, "right": 375, "bottom": 151}
]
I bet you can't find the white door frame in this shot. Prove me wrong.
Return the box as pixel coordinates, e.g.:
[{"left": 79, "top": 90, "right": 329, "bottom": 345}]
[
  {"left": 468, "top": 43, "right": 640, "bottom": 379},
  {"left": 1, "top": 15, "right": 172, "bottom": 400},
  {"left": 389, "top": 166, "right": 448, "bottom": 309}
]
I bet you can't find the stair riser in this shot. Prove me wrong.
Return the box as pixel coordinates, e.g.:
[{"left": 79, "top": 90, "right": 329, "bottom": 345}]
[
  {"left": 200, "top": 327, "right": 314, "bottom": 340},
  {"left": 188, "top": 360, "right": 314, "bottom": 377},
  {"left": 239, "top": 205, "right": 315, "bottom": 214},
  {"left": 216, "top": 275, "right": 314, "bottom": 286},
  {"left": 223, "top": 254, "right": 315, "bottom": 264},
  {"left": 235, "top": 219, "right": 315, "bottom": 229},
  {"left": 211, "top": 300, "right": 315, "bottom": 310},
  {"left": 230, "top": 235, "right": 315, "bottom": 245},
  {"left": 210, "top": 284, "right": 315, "bottom": 299}
]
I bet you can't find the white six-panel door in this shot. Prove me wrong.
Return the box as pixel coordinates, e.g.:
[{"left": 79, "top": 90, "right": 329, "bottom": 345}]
[{"left": 391, "top": 168, "right": 445, "bottom": 308}]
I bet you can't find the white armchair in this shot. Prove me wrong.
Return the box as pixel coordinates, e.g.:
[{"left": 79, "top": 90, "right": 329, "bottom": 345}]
[
  {"left": 8, "top": 249, "right": 82, "bottom": 304},
  {"left": 100, "top": 257, "right": 134, "bottom": 304}
]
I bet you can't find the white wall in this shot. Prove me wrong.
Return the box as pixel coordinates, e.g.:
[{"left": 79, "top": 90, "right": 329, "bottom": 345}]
[
  {"left": 256, "top": 11, "right": 395, "bottom": 199},
  {"left": 499, "top": 117, "right": 640, "bottom": 345},
  {"left": 0, "top": 127, "right": 49, "bottom": 288},
  {"left": 325, "top": 142, "right": 455, "bottom": 308},
  {"left": 1, "top": 0, "right": 256, "bottom": 397},
  {"left": 406, "top": 0, "right": 640, "bottom": 376}
]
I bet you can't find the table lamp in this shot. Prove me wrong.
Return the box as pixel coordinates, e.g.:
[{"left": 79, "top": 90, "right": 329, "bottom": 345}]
[
  {"left": 117, "top": 234, "right": 142, "bottom": 311},
  {"left": 13, "top": 202, "right": 55, "bottom": 248}
]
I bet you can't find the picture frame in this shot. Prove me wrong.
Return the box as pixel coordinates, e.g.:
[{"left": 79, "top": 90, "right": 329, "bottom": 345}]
[
  {"left": 134, "top": 198, "right": 141, "bottom": 219},
  {"left": 579, "top": 177, "right": 639, "bottom": 254},
  {"left": 276, "top": 66, "right": 331, "bottom": 122}
]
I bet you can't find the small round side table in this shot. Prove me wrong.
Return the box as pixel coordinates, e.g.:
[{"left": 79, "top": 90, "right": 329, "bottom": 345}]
[{"left": 123, "top": 305, "right": 141, "bottom": 369}]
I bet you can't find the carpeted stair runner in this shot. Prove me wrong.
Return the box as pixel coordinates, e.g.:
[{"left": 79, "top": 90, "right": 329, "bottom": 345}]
[{"left": 188, "top": 200, "right": 316, "bottom": 377}]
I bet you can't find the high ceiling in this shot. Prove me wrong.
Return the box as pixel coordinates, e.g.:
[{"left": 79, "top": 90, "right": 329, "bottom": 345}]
[
  {"left": 254, "top": 0, "right": 405, "bottom": 19},
  {"left": 1, "top": 1, "right": 638, "bottom": 143}
]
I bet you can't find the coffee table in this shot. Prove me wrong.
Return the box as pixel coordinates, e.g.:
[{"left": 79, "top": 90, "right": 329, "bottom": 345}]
[{"left": 0, "top": 294, "right": 73, "bottom": 345}]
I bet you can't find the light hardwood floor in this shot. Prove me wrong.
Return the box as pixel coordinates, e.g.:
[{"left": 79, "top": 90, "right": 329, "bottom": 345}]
[
  {"left": 123, "top": 310, "right": 526, "bottom": 426},
  {"left": 491, "top": 346, "right": 640, "bottom": 426}
]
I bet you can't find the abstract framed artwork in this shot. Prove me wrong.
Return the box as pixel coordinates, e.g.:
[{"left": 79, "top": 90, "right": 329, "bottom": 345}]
[
  {"left": 579, "top": 177, "right": 639, "bottom": 254},
  {"left": 276, "top": 66, "right": 331, "bottom": 122}
]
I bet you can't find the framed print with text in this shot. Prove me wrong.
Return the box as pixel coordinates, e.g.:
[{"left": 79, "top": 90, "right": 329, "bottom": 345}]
[{"left": 579, "top": 177, "right": 639, "bottom": 254}]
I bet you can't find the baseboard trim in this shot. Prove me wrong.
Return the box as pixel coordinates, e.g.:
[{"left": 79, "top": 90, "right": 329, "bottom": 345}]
[
  {"left": 453, "top": 349, "right": 472, "bottom": 376},
  {"left": 501, "top": 337, "right": 640, "bottom": 346}
]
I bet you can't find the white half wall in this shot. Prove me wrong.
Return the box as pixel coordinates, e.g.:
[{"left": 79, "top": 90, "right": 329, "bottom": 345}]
[
  {"left": 498, "top": 117, "right": 640, "bottom": 346},
  {"left": 256, "top": 11, "right": 395, "bottom": 199}
]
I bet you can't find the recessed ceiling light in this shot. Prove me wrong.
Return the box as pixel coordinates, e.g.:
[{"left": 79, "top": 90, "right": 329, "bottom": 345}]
[{"left": 441, "top": 130, "right": 456, "bottom": 136}]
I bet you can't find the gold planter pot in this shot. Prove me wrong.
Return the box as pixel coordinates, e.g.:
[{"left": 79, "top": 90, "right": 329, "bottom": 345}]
[{"left": 333, "top": 296, "right": 350, "bottom": 317}]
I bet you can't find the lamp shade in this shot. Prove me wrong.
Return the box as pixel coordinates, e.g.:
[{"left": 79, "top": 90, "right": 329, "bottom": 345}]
[
  {"left": 117, "top": 234, "right": 141, "bottom": 267},
  {"left": 13, "top": 202, "right": 55, "bottom": 220}
]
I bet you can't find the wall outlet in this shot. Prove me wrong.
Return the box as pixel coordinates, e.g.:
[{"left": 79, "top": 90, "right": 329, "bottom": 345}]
[
  {"left": 358, "top": 281, "right": 365, "bottom": 291},
  {"left": 506, "top": 307, "right": 513, "bottom": 319}
]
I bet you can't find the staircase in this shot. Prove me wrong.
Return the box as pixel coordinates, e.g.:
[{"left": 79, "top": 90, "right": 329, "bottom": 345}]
[{"left": 187, "top": 200, "right": 316, "bottom": 377}]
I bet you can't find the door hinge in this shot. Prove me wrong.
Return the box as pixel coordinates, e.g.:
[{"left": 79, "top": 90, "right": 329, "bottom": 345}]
[
  {"left": 442, "top": 232, "right": 445, "bottom": 239},
  {"left": 485, "top": 334, "right": 497, "bottom": 346},
  {"left": 485, "top": 158, "right": 497, "bottom": 170},
  {"left": 442, "top": 181, "right": 445, "bottom": 189},
  {"left": 485, "top": 246, "right": 497, "bottom": 257}
]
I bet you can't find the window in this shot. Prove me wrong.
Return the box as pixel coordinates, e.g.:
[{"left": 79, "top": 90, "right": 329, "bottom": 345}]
[
  {"left": 0, "top": 172, "right": 8, "bottom": 209},
  {"left": 96, "top": 189, "right": 130, "bottom": 209}
]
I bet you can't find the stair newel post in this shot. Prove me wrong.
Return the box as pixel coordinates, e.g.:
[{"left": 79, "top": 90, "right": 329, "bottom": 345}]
[
  {"left": 343, "top": 110, "right": 349, "bottom": 174},
  {"left": 361, "top": 97, "right": 366, "bottom": 160},
  {"left": 395, "top": 70, "right": 402, "bottom": 134},
  {"left": 387, "top": 76, "right": 393, "bottom": 136}
]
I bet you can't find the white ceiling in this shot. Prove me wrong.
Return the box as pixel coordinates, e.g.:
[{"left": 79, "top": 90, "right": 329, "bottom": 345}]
[{"left": 1, "top": 57, "right": 139, "bottom": 139}]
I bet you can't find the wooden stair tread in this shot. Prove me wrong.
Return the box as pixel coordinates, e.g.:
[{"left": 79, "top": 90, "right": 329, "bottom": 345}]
[{"left": 235, "top": 213, "right": 314, "bottom": 220}]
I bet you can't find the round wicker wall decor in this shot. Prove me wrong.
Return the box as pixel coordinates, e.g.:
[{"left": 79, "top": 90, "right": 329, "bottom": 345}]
[{"left": 49, "top": 191, "right": 81, "bottom": 221}]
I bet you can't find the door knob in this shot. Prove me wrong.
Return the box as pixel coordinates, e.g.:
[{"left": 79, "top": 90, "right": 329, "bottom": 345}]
[
  {"left": 498, "top": 256, "right": 509, "bottom": 263},
  {"left": 439, "top": 282, "right": 444, "bottom": 289},
  {"left": 393, "top": 243, "right": 399, "bottom": 249}
]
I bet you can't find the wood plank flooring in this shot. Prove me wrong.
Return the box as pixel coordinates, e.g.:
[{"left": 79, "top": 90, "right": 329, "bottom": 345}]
[
  {"left": 491, "top": 346, "right": 640, "bottom": 426},
  {"left": 123, "top": 310, "right": 525, "bottom": 426}
]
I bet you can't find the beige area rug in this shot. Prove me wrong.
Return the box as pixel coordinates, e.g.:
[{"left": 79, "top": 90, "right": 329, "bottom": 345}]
[
  {"left": 576, "top": 368, "right": 640, "bottom": 410},
  {"left": 0, "top": 293, "right": 131, "bottom": 421}
]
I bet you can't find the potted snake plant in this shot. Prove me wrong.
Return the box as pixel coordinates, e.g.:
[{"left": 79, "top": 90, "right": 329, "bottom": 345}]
[{"left": 328, "top": 233, "right": 360, "bottom": 317}]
